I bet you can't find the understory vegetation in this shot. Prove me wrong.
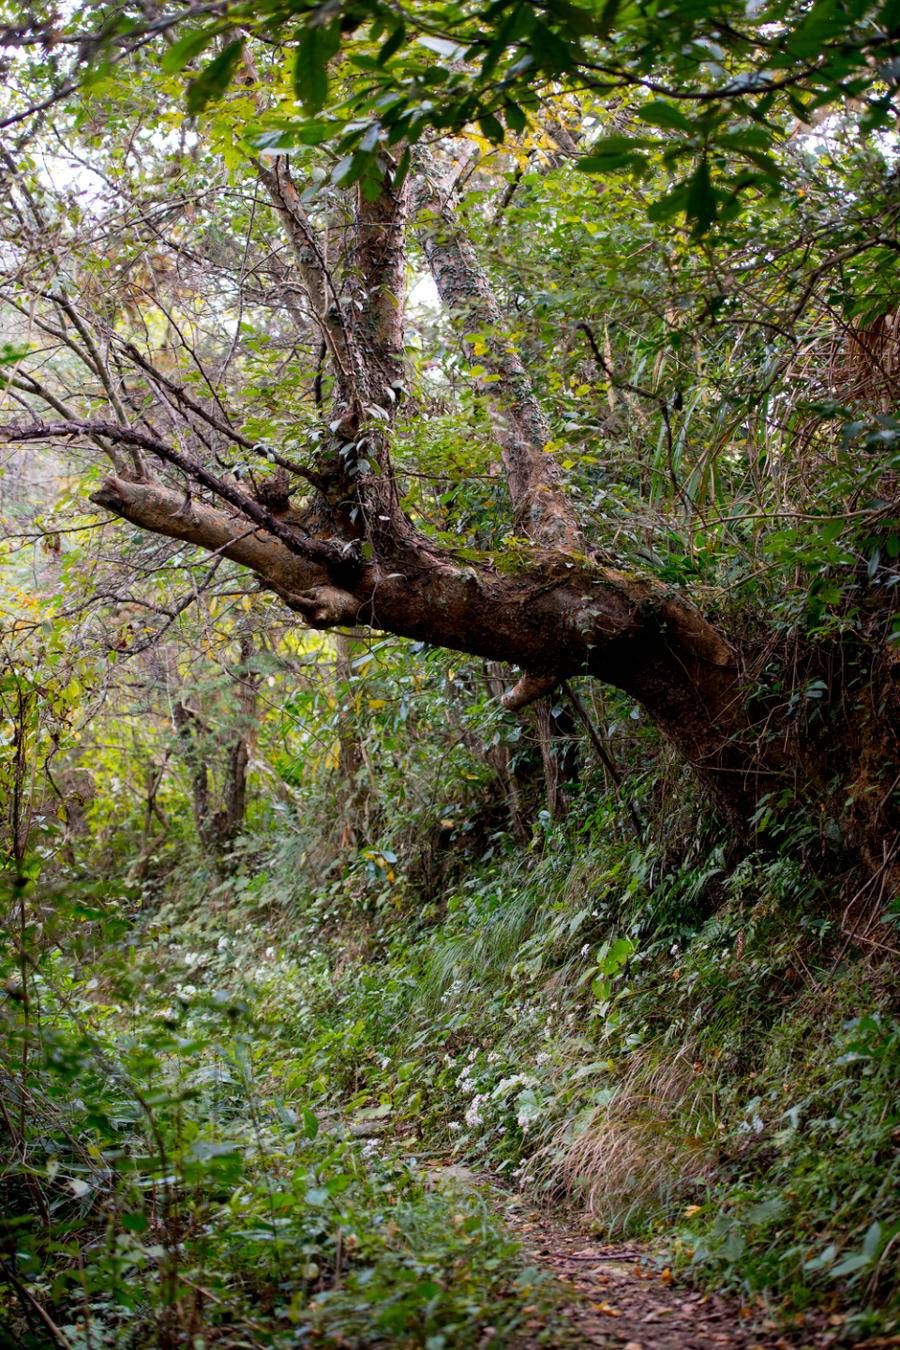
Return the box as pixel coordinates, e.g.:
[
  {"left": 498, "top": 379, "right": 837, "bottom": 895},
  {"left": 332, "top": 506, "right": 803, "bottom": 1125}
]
[{"left": 1, "top": 644, "right": 897, "bottom": 1346}]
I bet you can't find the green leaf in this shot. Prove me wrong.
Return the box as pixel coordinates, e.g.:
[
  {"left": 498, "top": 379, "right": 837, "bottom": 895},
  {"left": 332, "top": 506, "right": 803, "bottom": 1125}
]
[
  {"left": 531, "top": 21, "right": 577, "bottom": 73},
  {"left": 161, "top": 24, "right": 223, "bottom": 74},
  {"left": 504, "top": 100, "right": 527, "bottom": 134},
  {"left": 378, "top": 24, "right": 406, "bottom": 64},
  {"left": 479, "top": 112, "right": 505, "bottom": 143},
  {"left": 252, "top": 119, "right": 335, "bottom": 150},
  {"left": 190, "top": 1139, "right": 242, "bottom": 1160},
  {"left": 576, "top": 136, "right": 650, "bottom": 172},
  {"left": 479, "top": 2, "right": 535, "bottom": 78},
  {"left": 745, "top": 1196, "right": 785, "bottom": 1225},
  {"left": 294, "top": 21, "right": 341, "bottom": 114},
  {"left": 637, "top": 101, "right": 694, "bottom": 133},
  {"left": 829, "top": 1251, "right": 872, "bottom": 1277},
  {"left": 596, "top": 936, "right": 635, "bottom": 975},
  {"left": 332, "top": 152, "right": 366, "bottom": 186},
  {"left": 862, "top": 1221, "right": 883, "bottom": 1259},
  {"left": 302, "top": 1106, "right": 318, "bottom": 1139},
  {"left": 718, "top": 126, "right": 775, "bottom": 152},
  {"left": 804, "top": 1242, "right": 838, "bottom": 1272},
  {"left": 186, "top": 39, "right": 245, "bottom": 115},
  {"left": 647, "top": 183, "right": 690, "bottom": 222},
  {"left": 685, "top": 157, "right": 717, "bottom": 235},
  {"left": 0, "top": 343, "right": 30, "bottom": 367},
  {"left": 417, "top": 35, "right": 465, "bottom": 59}
]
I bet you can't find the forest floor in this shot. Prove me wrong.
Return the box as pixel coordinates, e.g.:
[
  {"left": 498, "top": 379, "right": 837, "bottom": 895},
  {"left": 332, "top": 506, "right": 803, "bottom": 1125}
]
[
  {"left": 7, "top": 868, "right": 894, "bottom": 1349},
  {"left": 425, "top": 1168, "right": 842, "bottom": 1350}
]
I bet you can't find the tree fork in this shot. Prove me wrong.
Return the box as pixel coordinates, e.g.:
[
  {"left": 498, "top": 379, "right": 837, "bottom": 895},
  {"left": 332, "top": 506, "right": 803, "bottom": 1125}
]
[{"left": 84, "top": 470, "right": 769, "bottom": 821}]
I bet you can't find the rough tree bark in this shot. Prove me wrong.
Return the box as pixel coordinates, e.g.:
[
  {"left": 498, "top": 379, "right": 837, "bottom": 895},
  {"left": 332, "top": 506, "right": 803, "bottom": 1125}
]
[
  {"left": 2, "top": 160, "right": 788, "bottom": 828},
  {"left": 171, "top": 632, "right": 259, "bottom": 861}
]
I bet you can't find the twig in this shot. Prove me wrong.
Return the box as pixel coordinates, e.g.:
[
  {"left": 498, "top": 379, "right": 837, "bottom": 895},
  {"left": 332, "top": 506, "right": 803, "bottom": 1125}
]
[
  {"left": 0, "top": 1258, "right": 72, "bottom": 1348},
  {"left": 561, "top": 680, "right": 644, "bottom": 840}
]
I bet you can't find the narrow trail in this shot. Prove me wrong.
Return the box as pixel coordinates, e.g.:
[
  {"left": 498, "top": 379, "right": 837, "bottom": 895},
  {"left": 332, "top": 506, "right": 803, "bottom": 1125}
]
[
  {"left": 428, "top": 1168, "right": 839, "bottom": 1350},
  {"left": 496, "top": 1193, "right": 835, "bottom": 1349}
]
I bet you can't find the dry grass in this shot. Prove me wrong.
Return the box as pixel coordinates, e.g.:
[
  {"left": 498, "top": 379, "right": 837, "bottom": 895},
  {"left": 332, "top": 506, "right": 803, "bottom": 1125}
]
[
  {"left": 534, "top": 1047, "right": 719, "bottom": 1233},
  {"left": 829, "top": 310, "right": 900, "bottom": 412}
]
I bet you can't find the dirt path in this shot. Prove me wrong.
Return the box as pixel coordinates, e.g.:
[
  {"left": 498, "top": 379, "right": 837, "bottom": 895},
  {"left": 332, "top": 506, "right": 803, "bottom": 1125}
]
[{"left": 490, "top": 1190, "right": 838, "bottom": 1350}]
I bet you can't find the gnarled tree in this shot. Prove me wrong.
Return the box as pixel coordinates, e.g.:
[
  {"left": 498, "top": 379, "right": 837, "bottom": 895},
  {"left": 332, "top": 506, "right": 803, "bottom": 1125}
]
[{"left": 1, "top": 6, "right": 897, "bottom": 867}]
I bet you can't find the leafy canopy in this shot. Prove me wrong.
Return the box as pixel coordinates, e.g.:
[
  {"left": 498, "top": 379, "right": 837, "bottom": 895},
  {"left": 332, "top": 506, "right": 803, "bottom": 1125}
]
[{"left": 6, "top": 0, "right": 900, "bottom": 232}]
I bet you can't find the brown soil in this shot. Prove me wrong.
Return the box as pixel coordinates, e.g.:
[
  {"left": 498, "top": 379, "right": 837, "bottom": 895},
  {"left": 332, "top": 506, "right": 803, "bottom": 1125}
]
[{"left": 495, "top": 1191, "right": 842, "bottom": 1350}]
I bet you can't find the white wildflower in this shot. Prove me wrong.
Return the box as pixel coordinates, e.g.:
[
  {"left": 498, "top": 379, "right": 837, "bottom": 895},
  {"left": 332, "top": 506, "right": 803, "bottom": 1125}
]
[
  {"left": 492, "top": 1073, "right": 535, "bottom": 1099},
  {"left": 456, "top": 1065, "right": 477, "bottom": 1092},
  {"left": 465, "top": 1094, "right": 488, "bottom": 1127}
]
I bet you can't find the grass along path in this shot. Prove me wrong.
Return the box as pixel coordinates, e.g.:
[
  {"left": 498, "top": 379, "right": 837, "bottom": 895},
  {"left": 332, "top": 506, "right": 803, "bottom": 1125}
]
[
  {"left": 419, "top": 1167, "right": 844, "bottom": 1349},
  {"left": 7, "top": 876, "right": 894, "bottom": 1348}
]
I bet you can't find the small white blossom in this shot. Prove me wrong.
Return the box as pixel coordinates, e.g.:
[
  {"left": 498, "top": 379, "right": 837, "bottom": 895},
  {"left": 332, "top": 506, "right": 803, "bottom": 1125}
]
[
  {"left": 492, "top": 1073, "right": 535, "bottom": 1099},
  {"left": 456, "top": 1065, "right": 478, "bottom": 1093},
  {"left": 465, "top": 1093, "right": 488, "bottom": 1127}
]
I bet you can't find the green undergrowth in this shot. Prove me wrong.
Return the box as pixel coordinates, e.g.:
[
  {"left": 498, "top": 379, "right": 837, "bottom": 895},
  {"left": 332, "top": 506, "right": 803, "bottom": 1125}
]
[
  {"left": 136, "top": 783, "right": 897, "bottom": 1343},
  {"left": 0, "top": 881, "right": 561, "bottom": 1346},
  {"left": 2, "top": 774, "right": 897, "bottom": 1346}
]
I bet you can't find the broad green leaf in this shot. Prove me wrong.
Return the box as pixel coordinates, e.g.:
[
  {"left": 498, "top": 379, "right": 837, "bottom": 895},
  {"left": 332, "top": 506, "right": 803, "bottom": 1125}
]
[
  {"left": 378, "top": 24, "right": 406, "bottom": 64},
  {"left": 479, "top": 112, "right": 505, "bottom": 143},
  {"left": 685, "top": 157, "right": 717, "bottom": 235},
  {"left": 829, "top": 1251, "right": 872, "bottom": 1277},
  {"left": 504, "top": 100, "right": 527, "bottom": 134},
  {"left": 637, "top": 101, "right": 694, "bottom": 133},
  {"left": 186, "top": 39, "right": 245, "bottom": 115},
  {"left": 161, "top": 24, "right": 223, "bottom": 74},
  {"left": 576, "top": 136, "right": 651, "bottom": 172},
  {"left": 596, "top": 936, "right": 636, "bottom": 975},
  {"left": 294, "top": 21, "right": 341, "bottom": 114}
]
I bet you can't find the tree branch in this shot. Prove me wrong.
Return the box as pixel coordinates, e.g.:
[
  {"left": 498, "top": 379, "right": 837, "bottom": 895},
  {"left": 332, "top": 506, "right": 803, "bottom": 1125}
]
[{"left": 0, "top": 418, "right": 356, "bottom": 572}]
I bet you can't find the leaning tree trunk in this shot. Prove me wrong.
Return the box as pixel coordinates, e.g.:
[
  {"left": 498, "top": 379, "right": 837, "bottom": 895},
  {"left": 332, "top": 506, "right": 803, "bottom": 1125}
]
[{"left": 5, "top": 152, "right": 853, "bottom": 836}]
